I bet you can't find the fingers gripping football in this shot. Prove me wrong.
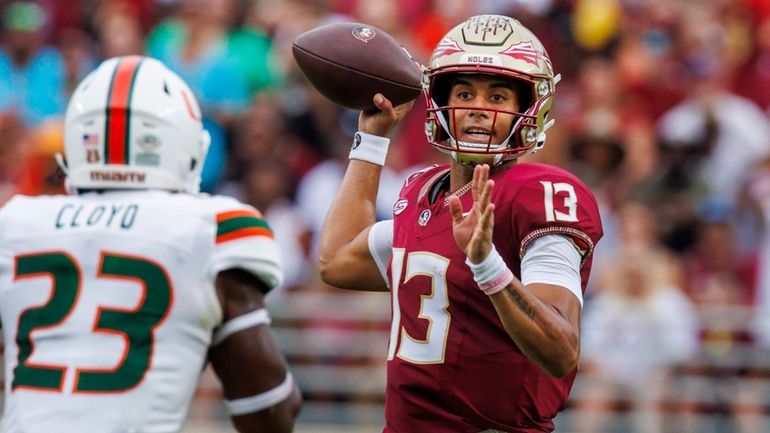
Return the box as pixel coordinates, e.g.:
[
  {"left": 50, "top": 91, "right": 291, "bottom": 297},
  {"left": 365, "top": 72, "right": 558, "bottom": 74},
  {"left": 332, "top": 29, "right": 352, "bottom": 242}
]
[{"left": 358, "top": 94, "right": 415, "bottom": 137}]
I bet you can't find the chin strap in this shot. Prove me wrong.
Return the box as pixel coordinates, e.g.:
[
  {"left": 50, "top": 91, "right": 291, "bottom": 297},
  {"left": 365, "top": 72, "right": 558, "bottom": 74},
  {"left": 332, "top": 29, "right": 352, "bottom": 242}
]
[
  {"left": 55, "top": 152, "right": 68, "bottom": 174},
  {"left": 534, "top": 118, "right": 556, "bottom": 151},
  {"left": 55, "top": 153, "right": 77, "bottom": 194}
]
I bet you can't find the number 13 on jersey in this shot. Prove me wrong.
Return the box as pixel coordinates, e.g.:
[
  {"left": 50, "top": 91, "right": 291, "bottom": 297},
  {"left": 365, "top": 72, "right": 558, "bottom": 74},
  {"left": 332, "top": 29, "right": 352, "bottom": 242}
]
[
  {"left": 385, "top": 181, "right": 581, "bottom": 365},
  {"left": 541, "top": 181, "right": 578, "bottom": 222},
  {"left": 387, "top": 249, "right": 451, "bottom": 364}
]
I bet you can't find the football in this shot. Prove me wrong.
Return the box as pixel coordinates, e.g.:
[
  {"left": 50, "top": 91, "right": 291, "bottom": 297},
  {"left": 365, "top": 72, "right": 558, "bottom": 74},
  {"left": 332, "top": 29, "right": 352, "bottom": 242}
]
[{"left": 292, "top": 22, "right": 423, "bottom": 111}]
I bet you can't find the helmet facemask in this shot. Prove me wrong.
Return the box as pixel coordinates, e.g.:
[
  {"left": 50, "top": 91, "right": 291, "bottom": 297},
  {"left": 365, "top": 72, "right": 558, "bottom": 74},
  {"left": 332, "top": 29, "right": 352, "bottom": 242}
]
[{"left": 423, "top": 15, "right": 559, "bottom": 166}]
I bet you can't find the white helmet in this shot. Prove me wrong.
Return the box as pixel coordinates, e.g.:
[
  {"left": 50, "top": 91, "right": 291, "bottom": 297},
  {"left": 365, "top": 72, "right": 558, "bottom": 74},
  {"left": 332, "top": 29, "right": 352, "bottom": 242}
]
[
  {"left": 62, "top": 56, "right": 210, "bottom": 193},
  {"left": 424, "top": 15, "right": 559, "bottom": 165}
]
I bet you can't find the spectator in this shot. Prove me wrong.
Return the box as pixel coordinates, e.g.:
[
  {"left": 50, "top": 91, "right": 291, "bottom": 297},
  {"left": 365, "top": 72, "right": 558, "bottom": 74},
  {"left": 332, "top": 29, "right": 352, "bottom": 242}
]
[
  {"left": 577, "top": 246, "right": 698, "bottom": 433},
  {"left": 0, "top": 1, "right": 66, "bottom": 125},
  {"left": 146, "top": 0, "right": 249, "bottom": 121}
]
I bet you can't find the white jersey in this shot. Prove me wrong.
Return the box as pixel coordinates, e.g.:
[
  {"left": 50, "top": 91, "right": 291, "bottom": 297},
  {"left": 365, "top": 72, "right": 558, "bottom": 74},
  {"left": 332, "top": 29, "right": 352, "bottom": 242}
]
[{"left": 0, "top": 190, "right": 282, "bottom": 433}]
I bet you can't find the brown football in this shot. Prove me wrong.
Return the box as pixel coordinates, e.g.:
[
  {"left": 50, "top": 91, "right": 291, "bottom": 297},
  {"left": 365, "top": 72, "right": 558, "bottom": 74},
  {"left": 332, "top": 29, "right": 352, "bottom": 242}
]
[{"left": 292, "top": 22, "right": 422, "bottom": 111}]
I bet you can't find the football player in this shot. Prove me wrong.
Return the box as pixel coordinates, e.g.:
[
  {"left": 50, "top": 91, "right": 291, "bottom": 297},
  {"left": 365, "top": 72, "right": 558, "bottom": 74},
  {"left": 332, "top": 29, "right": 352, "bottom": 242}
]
[
  {"left": 319, "top": 15, "right": 603, "bottom": 432},
  {"left": 0, "top": 56, "right": 301, "bottom": 433}
]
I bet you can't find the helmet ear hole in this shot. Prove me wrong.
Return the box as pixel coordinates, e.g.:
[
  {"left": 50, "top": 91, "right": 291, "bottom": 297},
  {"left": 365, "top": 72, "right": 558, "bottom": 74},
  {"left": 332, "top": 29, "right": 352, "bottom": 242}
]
[
  {"left": 515, "top": 81, "right": 534, "bottom": 113},
  {"left": 432, "top": 75, "right": 452, "bottom": 108},
  {"left": 190, "top": 159, "right": 197, "bottom": 171},
  {"left": 163, "top": 81, "right": 170, "bottom": 96}
]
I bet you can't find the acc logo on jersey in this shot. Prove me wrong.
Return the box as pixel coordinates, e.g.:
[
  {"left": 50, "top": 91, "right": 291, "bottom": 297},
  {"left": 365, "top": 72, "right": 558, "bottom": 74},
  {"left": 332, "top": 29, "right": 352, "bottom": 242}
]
[
  {"left": 352, "top": 26, "right": 376, "bottom": 43},
  {"left": 394, "top": 199, "right": 408, "bottom": 215},
  {"left": 418, "top": 209, "right": 431, "bottom": 226}
]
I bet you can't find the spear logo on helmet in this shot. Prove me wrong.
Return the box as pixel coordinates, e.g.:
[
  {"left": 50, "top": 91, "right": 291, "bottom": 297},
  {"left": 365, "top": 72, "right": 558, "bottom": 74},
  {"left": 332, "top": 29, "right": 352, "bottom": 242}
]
[
  {"left": 432, "top": 37, "right": 465, "bottom": 59},
  {"left": 499, "top": 41, "right": 553, "bottom": 74}
]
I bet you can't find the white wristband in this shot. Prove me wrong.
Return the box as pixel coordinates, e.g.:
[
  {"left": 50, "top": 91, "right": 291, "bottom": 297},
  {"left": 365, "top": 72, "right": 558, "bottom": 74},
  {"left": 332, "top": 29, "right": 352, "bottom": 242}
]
[
  {"left": 466, "top": 245, "right": 514, "bottom": 296},
  {"left": 349, "top": 131, "right": 390, "bottom": 166}
]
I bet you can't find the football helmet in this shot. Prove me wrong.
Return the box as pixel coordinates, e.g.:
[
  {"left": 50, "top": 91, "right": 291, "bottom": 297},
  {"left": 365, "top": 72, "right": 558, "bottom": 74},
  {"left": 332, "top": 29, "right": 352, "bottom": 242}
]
[
  {"left": 61, "top": 55, "right": 210, "bottom": 193},
  {"left": 424, "top": 15, "right": 559, "bottom": 165}
]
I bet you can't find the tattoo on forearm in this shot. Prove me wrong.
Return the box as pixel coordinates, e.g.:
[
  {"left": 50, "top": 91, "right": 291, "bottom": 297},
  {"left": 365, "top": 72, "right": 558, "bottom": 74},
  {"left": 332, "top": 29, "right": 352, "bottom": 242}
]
[{"left": 504, "top": 286, "right": 537, "bottom": 320}]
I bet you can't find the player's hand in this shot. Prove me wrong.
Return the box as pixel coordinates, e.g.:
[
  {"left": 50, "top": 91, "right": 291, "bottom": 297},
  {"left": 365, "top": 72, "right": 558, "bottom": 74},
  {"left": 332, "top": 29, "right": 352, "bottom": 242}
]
[
  {"left": 358, "top": 93, "right": 414, "bottom": 137},
  {"left": 448, "top": 164, "right": 495, "bottom": 264}
]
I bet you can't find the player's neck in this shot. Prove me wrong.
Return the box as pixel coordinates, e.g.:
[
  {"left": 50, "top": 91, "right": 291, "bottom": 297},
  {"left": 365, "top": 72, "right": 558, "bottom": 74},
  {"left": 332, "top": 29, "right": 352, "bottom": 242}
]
[
  {"left": 449, "top": 163, "right": 473, "bottom": 192},
  {"left": 448, "top": 159, "right": 517, "bottom": 191}
]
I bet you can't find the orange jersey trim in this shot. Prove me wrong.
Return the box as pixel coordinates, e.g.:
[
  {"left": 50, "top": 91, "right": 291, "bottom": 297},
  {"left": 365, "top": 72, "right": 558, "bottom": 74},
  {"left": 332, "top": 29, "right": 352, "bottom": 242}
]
[{"left": 216, "top": 227, "right": 273, "bottom": 244}]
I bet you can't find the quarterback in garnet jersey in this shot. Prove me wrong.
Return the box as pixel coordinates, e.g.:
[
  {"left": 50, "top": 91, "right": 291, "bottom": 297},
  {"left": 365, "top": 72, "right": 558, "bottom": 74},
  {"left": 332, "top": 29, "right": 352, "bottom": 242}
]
[
  {"left": 383, "top": 163, "right": 601, "bottom": 432},
  {"left": 319, "top": 14, "right": 603, "bottom": 433}
]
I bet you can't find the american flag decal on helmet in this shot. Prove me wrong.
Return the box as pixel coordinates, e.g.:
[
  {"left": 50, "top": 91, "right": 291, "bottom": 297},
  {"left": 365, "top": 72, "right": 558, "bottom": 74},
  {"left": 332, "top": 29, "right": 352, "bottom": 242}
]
[
  {"left": 432, "top": 37, "right": 464, "bottom": 58},
  {"left": 499, "top": 41, "right": 553, "bottom": 74}
]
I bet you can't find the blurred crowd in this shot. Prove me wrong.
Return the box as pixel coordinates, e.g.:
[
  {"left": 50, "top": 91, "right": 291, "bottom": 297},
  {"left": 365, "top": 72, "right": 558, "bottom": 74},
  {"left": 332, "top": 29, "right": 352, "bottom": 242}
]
[{"left": 4, "top": 0, "right": 770, "bottom": 431}]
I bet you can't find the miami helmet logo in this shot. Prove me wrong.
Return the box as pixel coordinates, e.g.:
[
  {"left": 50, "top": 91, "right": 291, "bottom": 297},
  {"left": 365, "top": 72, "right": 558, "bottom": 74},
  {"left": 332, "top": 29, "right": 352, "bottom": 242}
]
[
  {"left": 499, "top": 41, "right": 553, "bottom": 74},
  {"left": 352, "top": 26, "right": 376, "bottom": 43},
  {"left": 432, "top": 37, "right": 465, "bottom": 58}
]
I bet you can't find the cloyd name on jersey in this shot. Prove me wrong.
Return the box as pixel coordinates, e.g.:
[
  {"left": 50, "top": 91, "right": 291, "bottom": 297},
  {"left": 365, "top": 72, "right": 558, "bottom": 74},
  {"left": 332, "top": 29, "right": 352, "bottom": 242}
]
[{"left": 0, "top": 190, "right": 280, "bottom": 433}]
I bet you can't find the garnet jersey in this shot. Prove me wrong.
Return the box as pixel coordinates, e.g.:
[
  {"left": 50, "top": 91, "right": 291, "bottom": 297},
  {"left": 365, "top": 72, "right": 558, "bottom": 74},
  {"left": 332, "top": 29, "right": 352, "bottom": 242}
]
[
  {"left": 0, "top": 191, "right": 281, "bottom": 433},
  {"left": 384, "top": 163, "right": 602, "bottom": 433}
]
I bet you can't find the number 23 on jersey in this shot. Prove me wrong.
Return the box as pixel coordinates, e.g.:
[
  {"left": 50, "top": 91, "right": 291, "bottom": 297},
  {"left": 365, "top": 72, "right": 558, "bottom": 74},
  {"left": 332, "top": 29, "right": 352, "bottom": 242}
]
[{"left": 12, "top": 250, "right": 172, "bottom": 394}]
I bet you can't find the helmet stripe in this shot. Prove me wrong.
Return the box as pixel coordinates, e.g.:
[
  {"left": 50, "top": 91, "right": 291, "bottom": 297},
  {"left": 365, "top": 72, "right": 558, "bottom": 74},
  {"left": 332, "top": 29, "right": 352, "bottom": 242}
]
[{"left": 104, "top": 56, "right": 144, "bottom": 165}]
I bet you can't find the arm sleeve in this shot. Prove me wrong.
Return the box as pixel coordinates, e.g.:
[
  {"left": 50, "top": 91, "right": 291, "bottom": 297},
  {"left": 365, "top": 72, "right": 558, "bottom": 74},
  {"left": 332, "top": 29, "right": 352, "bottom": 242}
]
[
  {"left": 367, "top": 219, "right": 394, "bottom": 287},
  {"left": 520, "top": 234, "right": 583, "bottom": 306}
]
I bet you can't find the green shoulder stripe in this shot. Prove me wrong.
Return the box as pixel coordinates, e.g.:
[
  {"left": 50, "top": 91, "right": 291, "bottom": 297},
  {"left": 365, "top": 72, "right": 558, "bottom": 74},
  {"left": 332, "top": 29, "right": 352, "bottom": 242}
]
[{"left": 217, "top": 216, "right": 271, "bottom": 237}]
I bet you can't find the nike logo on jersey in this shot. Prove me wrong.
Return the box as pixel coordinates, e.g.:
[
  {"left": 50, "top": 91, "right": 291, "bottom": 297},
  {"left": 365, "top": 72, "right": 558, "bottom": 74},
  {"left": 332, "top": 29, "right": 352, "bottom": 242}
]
[{"left": 394, "top": 199, "right": 408, "bottom": 216}]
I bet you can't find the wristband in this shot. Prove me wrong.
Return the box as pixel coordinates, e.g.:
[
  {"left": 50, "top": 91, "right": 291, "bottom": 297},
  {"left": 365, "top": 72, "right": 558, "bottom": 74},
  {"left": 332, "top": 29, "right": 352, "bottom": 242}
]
[
  {"left": 466, "top": 246, "right": 514, "bottom": 296},
  {"left": 349, "top": 131, "right": 390, "bottom": 166}
]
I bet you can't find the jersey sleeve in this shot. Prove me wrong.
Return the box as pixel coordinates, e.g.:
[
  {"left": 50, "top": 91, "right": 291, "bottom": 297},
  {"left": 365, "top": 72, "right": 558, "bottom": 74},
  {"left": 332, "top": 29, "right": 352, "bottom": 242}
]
[
  {"left": 520, "top": 234, "right": 583, "bottom": 305},
  {"left": 511, "top": 174, "right": 603, "bottom": 265},
  {"left": 206, "top": 199, "right": 283, "bottom": 291},
  {"left": 367, "top": 219, "right": 394, "bottom": 287}
]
